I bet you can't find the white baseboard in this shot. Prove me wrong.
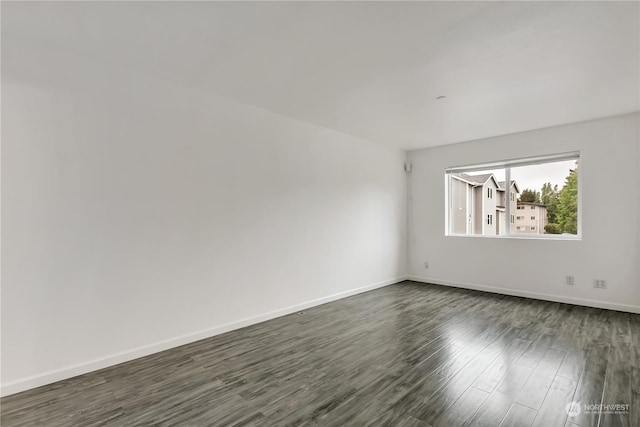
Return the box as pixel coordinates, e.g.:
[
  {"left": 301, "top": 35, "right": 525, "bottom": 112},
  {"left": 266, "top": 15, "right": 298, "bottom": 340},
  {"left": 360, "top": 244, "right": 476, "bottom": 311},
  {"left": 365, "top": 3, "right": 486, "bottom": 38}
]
[
  {"left": 1, "top": 276, "right": 408, "bottom": 397},
  {"left": 407, "top": 276, "right": 640, "bottom": 314}
]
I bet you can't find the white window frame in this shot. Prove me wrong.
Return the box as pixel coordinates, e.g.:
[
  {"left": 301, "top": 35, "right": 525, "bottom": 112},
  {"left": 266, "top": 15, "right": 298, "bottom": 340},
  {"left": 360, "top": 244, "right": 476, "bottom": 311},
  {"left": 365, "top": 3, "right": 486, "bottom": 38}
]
[{"left": 444, "top": 151, "right": 581, "bottom": 240}]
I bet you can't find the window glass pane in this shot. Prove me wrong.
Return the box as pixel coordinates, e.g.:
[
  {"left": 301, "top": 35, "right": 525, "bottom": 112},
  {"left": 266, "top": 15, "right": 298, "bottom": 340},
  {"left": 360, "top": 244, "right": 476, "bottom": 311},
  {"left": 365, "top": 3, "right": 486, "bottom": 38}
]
[
  {"left": 448, "top": 169, "right": 505, "bottom": 235},
  {"left": 510, "top": 159, "right": 578, "bottom": 235},
  {"left": 447, "top": 154, "right": 579, "bottom": 237}
]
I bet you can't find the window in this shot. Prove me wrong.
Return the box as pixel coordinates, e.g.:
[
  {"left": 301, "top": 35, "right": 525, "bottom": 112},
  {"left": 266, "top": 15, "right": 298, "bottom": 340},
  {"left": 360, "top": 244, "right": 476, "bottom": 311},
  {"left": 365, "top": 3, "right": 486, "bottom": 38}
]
[{"left": 445, "top": 152, "right": 580, "bottom": 238}]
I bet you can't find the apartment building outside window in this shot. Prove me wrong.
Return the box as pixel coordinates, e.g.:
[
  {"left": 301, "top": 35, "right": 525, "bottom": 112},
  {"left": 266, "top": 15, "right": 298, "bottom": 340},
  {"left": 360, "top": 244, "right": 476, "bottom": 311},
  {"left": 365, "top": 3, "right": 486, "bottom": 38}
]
[{"left": 446, "top": 152, "right": 580, "bottom": 238}]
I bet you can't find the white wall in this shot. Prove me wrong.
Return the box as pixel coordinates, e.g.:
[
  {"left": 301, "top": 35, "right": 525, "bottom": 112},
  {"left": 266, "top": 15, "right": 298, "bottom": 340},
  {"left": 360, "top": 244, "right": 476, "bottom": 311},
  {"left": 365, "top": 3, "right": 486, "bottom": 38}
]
[
  {"left": 1, "top": 37, "right": 407, "bottom": 395},
  {"left": 408, "top": 113, "right": 640, "bottom": 313}
]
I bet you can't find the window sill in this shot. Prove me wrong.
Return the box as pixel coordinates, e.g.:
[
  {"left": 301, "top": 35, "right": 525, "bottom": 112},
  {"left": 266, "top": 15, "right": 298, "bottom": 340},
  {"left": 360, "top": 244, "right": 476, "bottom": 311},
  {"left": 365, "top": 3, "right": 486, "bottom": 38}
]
[{"left": 445, "top": 234, "right": 581, "bottom": 241}]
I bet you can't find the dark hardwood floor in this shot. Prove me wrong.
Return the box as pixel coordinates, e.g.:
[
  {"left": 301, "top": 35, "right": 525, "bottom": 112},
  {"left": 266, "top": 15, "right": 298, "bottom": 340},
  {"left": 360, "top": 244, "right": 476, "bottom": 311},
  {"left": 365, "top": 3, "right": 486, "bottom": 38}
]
[{"left": 2, "top": 281, "right": 639, "bottom": 426}]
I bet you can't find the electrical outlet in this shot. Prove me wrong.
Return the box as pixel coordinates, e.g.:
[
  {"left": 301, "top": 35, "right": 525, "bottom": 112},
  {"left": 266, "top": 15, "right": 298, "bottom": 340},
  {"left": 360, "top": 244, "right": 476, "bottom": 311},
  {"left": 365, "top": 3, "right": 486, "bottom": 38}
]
[
  {"left": 566, "top": 276, "right": 574, "bottom": 286},
  {"left": 594, "top": 279, "right": 607, "bottom": 289},
  {"left": 424, "top": 262, "right": 429, "bottom": 269}
]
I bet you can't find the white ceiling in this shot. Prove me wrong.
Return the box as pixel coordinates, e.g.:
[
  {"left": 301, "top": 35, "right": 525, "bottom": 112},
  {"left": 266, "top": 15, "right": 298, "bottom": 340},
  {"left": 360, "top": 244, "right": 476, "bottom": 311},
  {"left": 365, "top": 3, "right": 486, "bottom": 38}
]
[{"left": 3, "top": 1, "right": 639, "bottom": 150}]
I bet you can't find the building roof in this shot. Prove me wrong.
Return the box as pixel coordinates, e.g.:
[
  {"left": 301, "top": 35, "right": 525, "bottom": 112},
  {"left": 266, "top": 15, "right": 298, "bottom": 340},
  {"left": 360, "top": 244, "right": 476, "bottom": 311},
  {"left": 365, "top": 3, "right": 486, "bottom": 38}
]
[
  {"left": 517, "top": 202, "right": 546, "bottom": 207},
  {"left": 452, "top": 173, "right": 516, "bottom": 194},
  {"left": 497, "top": 180, "right": 520, "bottom": 193},
  {"left": 452, "top": 173, "right": 494, "bottom": 185},
  {"left": 451, "top": 173, "right": 507, "bottom": 193}
]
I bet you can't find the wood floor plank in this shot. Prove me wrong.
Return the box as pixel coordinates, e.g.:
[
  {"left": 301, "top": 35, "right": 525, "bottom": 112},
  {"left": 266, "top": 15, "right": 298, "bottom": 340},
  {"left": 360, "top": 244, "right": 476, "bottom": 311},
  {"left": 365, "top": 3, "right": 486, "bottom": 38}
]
[
  {"left": 406, "top": 352, "right": 498, "bottom": 424},
  {"left": 516, "top": 333, "right": 557, "bottom": 369},
  {"left": 432, "top": 386, "right": 489, "bottom": 427},
  {"left": 531, "top": 374, "right": 578, "bottom": 427},
  {"left": 567, "top": 344, "right": 610, "bottom": 427},
  {"left": 599, "top": 343, "right": 633, "bottom": 427},
  {"left": 467, "top": 364, "right": 534, "bottom": 427},
  {"left": 365, "top": 410, "right": 431, "bottom": 427},
  {"left": 515, "top": 347, "right": 567, "bottom": 410},
  {"left": 556, "top": 348, "right": 586, "bottom": 380},
  {"left": 627, "top": 313, "right": 640, "bottom": 427},
  {"left": 472, "top": 338, "right": 532, "bottom": 392},
  {"left": 499, "top": 403, "right": 537, "bottom": 427},
  {"left": 1, "top": 281, "right": 637, "bottom": 427},
  {"left": 466, "top": 390, "right": 514, "bottom": 427}
]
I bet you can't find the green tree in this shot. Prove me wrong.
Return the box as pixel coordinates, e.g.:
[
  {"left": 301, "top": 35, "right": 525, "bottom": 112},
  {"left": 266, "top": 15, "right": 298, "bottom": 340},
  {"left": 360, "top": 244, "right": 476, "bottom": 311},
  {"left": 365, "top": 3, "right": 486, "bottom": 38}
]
[
  {"left": 541, "top": 182, "right": 559, "bottom": 223},
  {"left": 557, "top": 165, "right": 578, "bottom": 234},
  {"left": 519, "top": 188, "right": 541, "bottom": 203}
]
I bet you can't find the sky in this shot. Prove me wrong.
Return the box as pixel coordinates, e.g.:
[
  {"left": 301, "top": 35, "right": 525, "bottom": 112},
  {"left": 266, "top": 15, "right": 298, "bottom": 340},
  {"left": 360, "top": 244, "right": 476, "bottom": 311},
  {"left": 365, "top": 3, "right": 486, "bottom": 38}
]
[{"left": 470, "top": 159, "right": 578, "bottom": 193}]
